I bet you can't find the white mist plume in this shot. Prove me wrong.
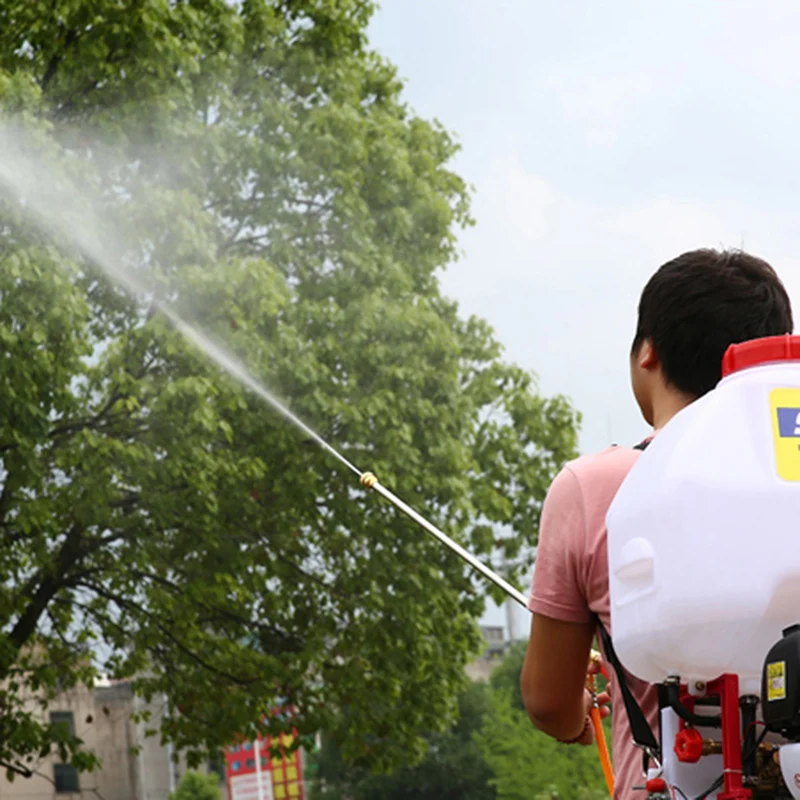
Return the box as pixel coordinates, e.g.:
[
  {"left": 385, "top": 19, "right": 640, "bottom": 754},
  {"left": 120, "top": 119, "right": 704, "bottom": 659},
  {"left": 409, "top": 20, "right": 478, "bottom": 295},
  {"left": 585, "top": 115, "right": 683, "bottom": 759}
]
[{"left": 0, "top": 123, "right": 362, "bottom": 477}]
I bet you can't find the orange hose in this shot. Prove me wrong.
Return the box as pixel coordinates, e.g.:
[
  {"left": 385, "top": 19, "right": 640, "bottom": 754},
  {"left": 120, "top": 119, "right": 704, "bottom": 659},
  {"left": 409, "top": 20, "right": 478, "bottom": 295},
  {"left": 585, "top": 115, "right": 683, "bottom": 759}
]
[
  {"left": 587, "top": 657, "right": 614, "bottom": 797},
  {"left": 592, "top": 707, "right": 614, "bottom": 797}
]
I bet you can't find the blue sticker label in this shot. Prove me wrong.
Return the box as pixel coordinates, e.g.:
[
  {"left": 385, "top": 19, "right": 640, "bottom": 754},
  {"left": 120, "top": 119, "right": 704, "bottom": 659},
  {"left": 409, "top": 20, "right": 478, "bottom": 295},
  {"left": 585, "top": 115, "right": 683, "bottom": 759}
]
[{"left": 777, "top": 407, "right": 800, "bottom": 438}]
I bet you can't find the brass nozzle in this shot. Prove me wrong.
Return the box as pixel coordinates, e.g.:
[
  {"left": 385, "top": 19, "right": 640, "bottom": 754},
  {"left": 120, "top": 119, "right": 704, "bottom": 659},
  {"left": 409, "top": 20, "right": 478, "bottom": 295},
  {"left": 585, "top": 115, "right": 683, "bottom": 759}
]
[
  {"left": 360, "top": 472, "right": 379, "bottom": 489},
  {"left": 585, "top": 650, "right": 604, "bottom": 694}
]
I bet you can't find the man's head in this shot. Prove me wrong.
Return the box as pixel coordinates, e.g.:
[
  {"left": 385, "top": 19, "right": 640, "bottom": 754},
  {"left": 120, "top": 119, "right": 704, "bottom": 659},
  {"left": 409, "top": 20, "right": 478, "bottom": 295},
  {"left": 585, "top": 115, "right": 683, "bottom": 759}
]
[{"left": 631, "top": 248, "right": 794, "bottom": 426}]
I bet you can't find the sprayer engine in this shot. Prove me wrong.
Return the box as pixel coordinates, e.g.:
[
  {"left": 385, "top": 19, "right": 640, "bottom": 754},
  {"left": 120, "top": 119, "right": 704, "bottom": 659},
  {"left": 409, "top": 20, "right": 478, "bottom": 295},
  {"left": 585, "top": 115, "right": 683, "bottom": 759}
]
[
  {"left": 644, "top": 625, "right": 800, "bottom": 799},
  {"left": 763, "top": 625, "right": 800, "bottom": 739},
  {"left": 760, "top": 624, "right": 800, "bottom": 798}
]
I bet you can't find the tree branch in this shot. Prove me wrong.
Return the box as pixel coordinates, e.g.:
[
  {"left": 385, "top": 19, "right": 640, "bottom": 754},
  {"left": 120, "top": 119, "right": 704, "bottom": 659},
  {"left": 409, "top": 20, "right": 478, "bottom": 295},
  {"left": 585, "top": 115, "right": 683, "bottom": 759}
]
[
  {"left": 47, "top": 390, "right": 124, "bottom": 440},
  {"left": 2, "top": 759, "right": 33, "bottom": 779},
  {"left": 118, "top": 566, "right": 306, "bottom": 655},
  {"left": 76, "top": 581, "right": 263, "bottom": 687},
  {"left": 9, "top": 524, "right": 84, "bottom": 651},
  {"left": 40, "top": 27, "right": 79, "bottom": 92}
]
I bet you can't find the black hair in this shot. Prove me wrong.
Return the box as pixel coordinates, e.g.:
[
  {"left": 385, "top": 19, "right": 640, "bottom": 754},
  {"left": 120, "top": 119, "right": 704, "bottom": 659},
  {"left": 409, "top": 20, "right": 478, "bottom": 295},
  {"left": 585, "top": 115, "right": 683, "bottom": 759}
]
[{"left": 632, "top": 248, "right": 794, "bottom": 397}]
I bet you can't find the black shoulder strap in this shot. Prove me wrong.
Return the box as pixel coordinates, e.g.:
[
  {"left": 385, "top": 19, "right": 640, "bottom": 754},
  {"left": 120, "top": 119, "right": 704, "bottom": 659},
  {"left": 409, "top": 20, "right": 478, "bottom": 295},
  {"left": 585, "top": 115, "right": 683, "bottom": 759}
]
[
  {"left": 596, "top": 622, "right": 660, "bottom": 755},
  {"left": 595, "top": 436, "right": 660, "bottom": 756}
]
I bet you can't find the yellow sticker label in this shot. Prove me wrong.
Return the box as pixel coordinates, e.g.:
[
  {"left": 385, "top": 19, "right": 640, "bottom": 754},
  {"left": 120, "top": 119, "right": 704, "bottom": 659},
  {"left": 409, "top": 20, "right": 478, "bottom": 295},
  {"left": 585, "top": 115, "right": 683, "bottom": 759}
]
[
  {"left": 767, "top": 660, "right": 787, "bottom": 701},
  {"left": 770, "top": 388, "right": 800, "bottom": 482}
]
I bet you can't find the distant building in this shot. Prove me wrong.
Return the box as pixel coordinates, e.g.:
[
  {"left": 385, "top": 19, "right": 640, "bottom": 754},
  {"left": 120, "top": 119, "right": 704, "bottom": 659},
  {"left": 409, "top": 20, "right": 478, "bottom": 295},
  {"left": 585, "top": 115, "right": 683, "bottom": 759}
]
[
  {"left": 0, "top": 677, "right": 310, "bottom": 800},
  {"left": 481, "top": 625, "right": 507, "bottom": 657},
  {"left": 0, "top": 679, "right": 225, "bottom": 800},
  {"left": 465, "top": 625, "right": 518, "bottom": 681}
]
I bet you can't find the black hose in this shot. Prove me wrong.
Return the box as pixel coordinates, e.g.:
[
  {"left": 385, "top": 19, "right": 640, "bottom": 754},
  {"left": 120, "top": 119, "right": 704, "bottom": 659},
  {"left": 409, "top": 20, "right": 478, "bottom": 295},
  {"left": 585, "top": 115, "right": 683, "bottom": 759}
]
[
  {"left": 664, "top": 683, "right": 722, "bottom": 729},
  {"left": 693, "top": 776, "right": 723, "bottom": 800},
  {"left": 740, "top": 696, "right": 758, "bottom": 780}
]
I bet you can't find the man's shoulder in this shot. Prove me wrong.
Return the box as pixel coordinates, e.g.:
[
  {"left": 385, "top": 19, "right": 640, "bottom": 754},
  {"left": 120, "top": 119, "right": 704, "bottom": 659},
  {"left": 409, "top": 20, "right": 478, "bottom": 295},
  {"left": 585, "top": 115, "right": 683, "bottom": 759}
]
[{"left": 563, "top": 444, "right": 642, "bottom": 492}]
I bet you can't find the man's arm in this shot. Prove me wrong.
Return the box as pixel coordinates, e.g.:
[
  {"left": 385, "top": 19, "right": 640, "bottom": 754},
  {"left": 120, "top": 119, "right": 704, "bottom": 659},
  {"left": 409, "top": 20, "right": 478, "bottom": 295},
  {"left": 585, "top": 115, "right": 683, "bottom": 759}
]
[
  {"left": 521, "top": 612, "right": 596, "bottom": 741},
  {"left": 520, "top": 464, "right": 610, "bottom": 743}
]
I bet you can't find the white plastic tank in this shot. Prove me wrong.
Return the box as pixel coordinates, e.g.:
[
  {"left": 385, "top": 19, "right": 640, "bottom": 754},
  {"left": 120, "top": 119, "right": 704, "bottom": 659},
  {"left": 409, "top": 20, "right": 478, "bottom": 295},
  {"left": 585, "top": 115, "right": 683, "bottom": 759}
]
[{"left": 607, "top": 334, "right": 800, "bottom": 688}]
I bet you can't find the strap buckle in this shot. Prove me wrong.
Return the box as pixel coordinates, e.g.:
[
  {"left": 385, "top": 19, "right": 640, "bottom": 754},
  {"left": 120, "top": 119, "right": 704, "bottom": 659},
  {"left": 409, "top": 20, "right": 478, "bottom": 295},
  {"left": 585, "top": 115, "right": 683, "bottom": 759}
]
[{"left": 636, "top": 744, "right": 662, "bottom": 778}]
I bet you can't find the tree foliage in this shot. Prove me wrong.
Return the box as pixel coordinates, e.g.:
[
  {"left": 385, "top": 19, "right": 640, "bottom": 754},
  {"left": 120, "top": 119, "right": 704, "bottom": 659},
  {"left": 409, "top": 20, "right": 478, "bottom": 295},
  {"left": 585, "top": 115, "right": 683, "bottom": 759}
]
[
  {"left": 311, "top": 645, "right": 611, "bottom": 800},
  {"left": 476, "top": 691, "right": 608, "bottom": 800},
  {"left": 310, "top": 680, "right": 496, "bottom": 800},
  {"left": 170, "top": 771, "right": 222, "bottom": 800},
  {"left": 477, "top": 643, "right": 609, "bottom": 800},
  {"left": 0, "top": 0, "right": 579, "bottom": 777}
]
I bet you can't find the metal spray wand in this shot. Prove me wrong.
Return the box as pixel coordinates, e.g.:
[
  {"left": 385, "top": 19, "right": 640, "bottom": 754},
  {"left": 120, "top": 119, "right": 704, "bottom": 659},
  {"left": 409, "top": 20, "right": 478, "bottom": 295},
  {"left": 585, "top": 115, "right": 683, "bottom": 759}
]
[{"left": 358, "top": 471, "right": 529, "bottom": 607}]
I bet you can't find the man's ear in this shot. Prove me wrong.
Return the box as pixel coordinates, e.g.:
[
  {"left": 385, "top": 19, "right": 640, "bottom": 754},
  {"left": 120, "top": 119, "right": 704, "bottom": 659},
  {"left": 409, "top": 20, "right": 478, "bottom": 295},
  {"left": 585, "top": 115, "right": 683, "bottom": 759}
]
[{"left": 636, "top": 338, "right": 659, "bottom": 370}]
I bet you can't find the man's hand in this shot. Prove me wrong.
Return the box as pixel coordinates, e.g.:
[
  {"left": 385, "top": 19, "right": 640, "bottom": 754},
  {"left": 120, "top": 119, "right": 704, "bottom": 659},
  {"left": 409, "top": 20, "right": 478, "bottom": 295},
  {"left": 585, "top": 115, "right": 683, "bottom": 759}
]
[
  {"left": 573, "top": 685, "right": 612, "bottom": 746},
  {"left": 575, "top": 655, "right": 612, "bottom": 746}
]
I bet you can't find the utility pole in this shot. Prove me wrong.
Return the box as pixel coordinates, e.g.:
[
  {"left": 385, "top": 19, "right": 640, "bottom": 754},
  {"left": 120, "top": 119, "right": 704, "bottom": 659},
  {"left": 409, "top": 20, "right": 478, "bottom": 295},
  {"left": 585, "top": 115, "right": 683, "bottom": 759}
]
[
  {"left": 505, "top": 592, "right": 516, "bottom": 645},
  {"left": 254, "top": 737, "right": 265, "bottom": 800},
  {"left": 498, "top": 540, "right": 517, "bottom": 647}
]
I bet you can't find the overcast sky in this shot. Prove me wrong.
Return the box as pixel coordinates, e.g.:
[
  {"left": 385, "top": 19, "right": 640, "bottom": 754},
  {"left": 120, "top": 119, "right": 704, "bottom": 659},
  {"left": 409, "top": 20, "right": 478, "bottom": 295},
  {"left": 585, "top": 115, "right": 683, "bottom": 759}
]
[{"left": 368, "top": 0, "right": 800, "bottom": 636}]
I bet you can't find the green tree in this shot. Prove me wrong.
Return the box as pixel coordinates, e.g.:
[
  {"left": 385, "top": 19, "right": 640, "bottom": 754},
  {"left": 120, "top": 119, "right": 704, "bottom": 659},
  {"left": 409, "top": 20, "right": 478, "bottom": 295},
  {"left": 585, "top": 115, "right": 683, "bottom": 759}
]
[
  {"left": 0, "top": 0, "right": 579, "bottom": 779},
  {"left": 476, "top": 692, "right": 607, "bottom": 800},
  {"left": 310, "top": 680, "right": 496, "bottom": 800},
  {"left": 489, "top": 641, "right": 529, "bottom": 711},
  {"left": 170, "top": 771, "right": 222, "bottom": 800},
  {"left": 476, "top": 643, "right": 609, "bottom": 800}
]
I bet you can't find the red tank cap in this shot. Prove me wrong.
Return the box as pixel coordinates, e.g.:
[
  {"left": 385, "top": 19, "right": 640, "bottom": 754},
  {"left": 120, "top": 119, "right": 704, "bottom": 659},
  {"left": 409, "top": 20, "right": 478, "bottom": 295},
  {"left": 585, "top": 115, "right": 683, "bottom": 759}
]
[{"left": 721, "top": 334, "right": 800, "bottom": 378}]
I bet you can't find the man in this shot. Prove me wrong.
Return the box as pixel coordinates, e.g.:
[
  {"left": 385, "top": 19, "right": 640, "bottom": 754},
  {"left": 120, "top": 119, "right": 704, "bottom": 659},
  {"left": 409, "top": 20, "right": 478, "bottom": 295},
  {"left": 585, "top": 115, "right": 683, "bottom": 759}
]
[{"left": 520, "top": 248, "right": 794, "bottom": 798}]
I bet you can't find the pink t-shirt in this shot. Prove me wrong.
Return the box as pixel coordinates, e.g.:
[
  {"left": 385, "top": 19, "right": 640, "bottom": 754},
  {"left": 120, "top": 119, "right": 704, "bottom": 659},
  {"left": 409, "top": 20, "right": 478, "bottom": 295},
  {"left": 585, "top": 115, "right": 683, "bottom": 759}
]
[{"left": 528, "top": 444, "right": 658, "bottom": 800}]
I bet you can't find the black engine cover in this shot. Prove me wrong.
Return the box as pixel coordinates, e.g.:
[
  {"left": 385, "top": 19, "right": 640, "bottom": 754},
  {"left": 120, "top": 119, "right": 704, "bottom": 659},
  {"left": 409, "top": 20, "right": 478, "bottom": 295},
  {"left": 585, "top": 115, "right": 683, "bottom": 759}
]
[{"left": 763, "top": 623, "right": 800, "bottom": 738}]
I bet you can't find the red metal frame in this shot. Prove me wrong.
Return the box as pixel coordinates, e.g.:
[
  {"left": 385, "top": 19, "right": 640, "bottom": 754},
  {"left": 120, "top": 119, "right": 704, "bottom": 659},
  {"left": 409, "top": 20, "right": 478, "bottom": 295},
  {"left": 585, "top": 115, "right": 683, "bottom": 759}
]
[
  {"left": 713, "top": 674, "right": 751, "bottom": 800},
  {"left": 672, "top": 675, "right": 751, "bottom": 800}
]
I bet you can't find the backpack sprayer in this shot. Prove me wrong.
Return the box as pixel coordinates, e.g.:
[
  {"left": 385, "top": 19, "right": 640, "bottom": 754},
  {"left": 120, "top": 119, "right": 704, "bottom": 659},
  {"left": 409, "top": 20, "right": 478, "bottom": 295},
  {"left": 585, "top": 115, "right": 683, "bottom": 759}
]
[{"left": 605, "top": 334, "right": 800, "bottom": 800}]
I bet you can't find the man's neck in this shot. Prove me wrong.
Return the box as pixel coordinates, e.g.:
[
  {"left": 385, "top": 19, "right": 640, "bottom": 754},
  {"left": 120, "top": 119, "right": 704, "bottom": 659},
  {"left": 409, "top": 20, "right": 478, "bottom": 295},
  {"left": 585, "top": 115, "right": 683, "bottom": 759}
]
[{"left": 650, "top": 390, "right": 696, "bottom": 432}]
